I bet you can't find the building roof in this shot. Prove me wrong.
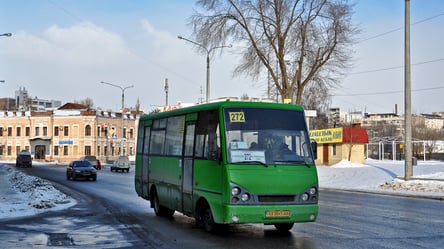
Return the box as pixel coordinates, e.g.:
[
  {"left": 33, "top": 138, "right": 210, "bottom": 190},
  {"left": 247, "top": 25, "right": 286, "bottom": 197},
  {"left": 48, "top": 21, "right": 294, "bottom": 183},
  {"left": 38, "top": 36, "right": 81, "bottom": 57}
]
[{"left": 58, "top": 102, "right": 88, "bottom": 110}]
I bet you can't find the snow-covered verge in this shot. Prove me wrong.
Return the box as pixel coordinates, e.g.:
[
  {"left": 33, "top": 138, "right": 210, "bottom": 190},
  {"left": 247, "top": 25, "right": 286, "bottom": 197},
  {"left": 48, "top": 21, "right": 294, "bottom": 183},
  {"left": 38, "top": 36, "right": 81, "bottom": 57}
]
[
  {"left": 317, "top": 159, "right": 444, "bottom": 197},
  {"left": 0, "top": 164, "right": 76, "bottom": 220}
]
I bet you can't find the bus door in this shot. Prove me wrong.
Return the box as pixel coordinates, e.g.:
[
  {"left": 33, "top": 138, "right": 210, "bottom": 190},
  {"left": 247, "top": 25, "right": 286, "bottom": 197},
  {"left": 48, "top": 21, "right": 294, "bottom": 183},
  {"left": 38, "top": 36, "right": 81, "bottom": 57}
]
[
  {"left": 181, "top": 122, "right": 195, "bottom": 215},
  {"left": 142, "top": 126, "right": 151, "bottom": 197}
]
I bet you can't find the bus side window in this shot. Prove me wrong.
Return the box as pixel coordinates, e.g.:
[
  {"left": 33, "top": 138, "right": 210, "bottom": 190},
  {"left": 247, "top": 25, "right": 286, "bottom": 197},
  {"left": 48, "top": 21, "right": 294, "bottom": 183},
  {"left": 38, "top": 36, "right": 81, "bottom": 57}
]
[
  {"left": 207, "top": 132, "right": 220, "bottom": 161},
  {"left": 196, "top": 110, "right": 220, "bottom": 161}
]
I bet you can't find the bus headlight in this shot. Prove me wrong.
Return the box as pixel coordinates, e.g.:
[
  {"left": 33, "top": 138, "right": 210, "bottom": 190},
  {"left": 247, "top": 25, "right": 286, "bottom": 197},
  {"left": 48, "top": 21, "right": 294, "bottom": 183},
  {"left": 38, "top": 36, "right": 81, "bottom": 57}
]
[
  {"left": 241, "top": 193, "right": 250, "bottom": 202},
  {"left": 301, "top": 193, "right": 309, "bottom": 201},
  {"left": 231, "top": 187, "right": 241, "bottom": 196},
  {"left": 309, "top": 187, "right": 317, "bottom": 195}
]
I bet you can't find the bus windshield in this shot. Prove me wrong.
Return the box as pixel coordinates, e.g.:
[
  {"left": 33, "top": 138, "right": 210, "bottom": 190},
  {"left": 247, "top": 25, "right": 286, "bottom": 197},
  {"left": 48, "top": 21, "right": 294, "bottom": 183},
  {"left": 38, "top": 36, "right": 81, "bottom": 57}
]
[{"left": 224, "top": 107, "right": 314, "bottom": 165}]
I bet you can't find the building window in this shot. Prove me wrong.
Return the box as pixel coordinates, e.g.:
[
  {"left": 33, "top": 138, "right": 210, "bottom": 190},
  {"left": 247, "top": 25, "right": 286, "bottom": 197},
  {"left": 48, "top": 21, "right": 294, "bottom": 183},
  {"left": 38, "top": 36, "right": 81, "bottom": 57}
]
[
  {"left": 85, "top": 146, "right": 91, "bottom": 156},
  {"left": 97, "top": 145, "right": 101, "bottom": 156},
  {"left": 123, "top": 128, "right": 127, "bottom": 138},
  {"left": 16, "top": 146, "right": 20, "bottom": 155},
  {"left": 54, "top": 126, "right": 59, "bottom": 136},
  {"left": 63, "top": 146, "right": 69, "bottom": 156},
  {"left": 64, "top": 126, "right": 69, "bottom": 136},
  {"left": 25, "top": 127, "right": 30, "bottom": 136},
  {"left": 129, "top": 146, "right": 133, "bottom": 156},
  {"left": 0, "top": 127, "right": 3, "bottom": 136},
  {"left": 8, "top": 127, "right": 12, "bottom": 136},
  {"left": 104, "top": 146, "right": 108, "bottom": 156},
  {"left": 43, "top": 126, "right": 48, "bottom": 136},
  {"left": 129, "top": 128, "right": 134, "bottom": 139},
  {"left": 7, "top": 146, "right": 12, "bottom": 156},
  {"left": 35, "top": 127, "right": 39, "bottom": 136},
  {"left": 54, "top": 146, "right": 59, "bottom": 156},
  {"left": 16, "top": 127, "right": 21, "bottom": 137},
  {"left": 97, "top": 126, "right": 101, "bottom": 137},
  {"left": 85, "top": 125, "right": 92, "bottom": 136}
]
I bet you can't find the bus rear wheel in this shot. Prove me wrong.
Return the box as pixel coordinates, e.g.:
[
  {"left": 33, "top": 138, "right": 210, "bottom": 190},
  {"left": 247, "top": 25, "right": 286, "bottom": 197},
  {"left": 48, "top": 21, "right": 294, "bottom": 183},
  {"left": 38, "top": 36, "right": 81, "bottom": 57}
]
[
  {"left": 151, "top": 190, "right": 175, "bottom": 217},
  {"left": 274, "top": 222, "right": 294, "bottom": 232}
]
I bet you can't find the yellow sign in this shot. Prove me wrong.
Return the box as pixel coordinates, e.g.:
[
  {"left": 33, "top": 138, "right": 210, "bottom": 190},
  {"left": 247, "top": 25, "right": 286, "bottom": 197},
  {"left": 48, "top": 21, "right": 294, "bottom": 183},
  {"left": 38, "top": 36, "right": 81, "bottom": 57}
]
[
  {"left": 229, "top": 112, "right": 245, "bottom": 122},
  {"left": 309, "top": 128, "right": 343, "bottom": 144}
]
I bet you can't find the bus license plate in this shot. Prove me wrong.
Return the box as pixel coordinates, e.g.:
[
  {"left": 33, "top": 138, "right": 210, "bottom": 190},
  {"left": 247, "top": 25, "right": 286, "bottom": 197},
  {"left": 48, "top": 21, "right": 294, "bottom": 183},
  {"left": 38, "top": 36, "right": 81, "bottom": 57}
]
[{"left": 265, "top": 210, "right": 290, "bottom": 218}]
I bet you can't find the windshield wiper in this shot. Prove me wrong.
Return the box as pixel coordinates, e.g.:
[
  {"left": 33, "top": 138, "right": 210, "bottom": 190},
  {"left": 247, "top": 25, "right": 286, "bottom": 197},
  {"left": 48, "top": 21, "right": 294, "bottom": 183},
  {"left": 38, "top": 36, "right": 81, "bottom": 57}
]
[
  {"left": 233, "top": 161, "right": 268, "bottom": 168},
  {"left": 272, "top": 160, "right": 312, "bottom": 168}
]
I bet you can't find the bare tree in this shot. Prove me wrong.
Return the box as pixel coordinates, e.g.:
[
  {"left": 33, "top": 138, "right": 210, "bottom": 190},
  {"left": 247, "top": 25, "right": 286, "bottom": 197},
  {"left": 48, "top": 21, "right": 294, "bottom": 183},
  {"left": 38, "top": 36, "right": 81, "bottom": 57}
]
[
  {"left": 190, "top": 0, "right": 358, "bottom": 106},
  {"left": 75, "top": 98, "right": 94, "bottom": 109}
]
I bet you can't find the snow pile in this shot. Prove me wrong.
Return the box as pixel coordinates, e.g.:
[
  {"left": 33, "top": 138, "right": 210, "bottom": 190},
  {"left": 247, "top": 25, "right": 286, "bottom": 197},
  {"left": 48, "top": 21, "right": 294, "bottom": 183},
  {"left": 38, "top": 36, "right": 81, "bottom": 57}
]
[
  {"left": 0, "top": 165, "right": 76, "bottom": 220},
  {"left": 380, "top": 177, "right": 444, "bottom": 193}
]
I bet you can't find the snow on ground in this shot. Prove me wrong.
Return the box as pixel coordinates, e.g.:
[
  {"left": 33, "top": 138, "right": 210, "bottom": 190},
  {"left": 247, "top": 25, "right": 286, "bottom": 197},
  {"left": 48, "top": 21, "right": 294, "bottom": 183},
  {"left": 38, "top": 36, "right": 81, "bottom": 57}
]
[
  {"left": 0, "top": 159, "right": 443, "bottom": 221},
  {"left": 317, "top": 159, "right": 444, "bottom": 197},
  {"left": 0, "top": 162, "right": 76, "bottom": 220}
]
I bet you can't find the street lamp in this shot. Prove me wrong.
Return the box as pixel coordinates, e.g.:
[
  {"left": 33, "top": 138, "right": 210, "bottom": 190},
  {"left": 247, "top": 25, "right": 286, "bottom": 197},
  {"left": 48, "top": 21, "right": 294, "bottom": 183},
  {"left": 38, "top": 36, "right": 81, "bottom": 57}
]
[
  {"left": 0, "top": 33, "right": 12, "bottom": 37},
  {"left": 100, "top": 81, "right": 134, "bottom": 156},
  {"left": 178, "top": 35, "right": 231, "bottom": 102}
]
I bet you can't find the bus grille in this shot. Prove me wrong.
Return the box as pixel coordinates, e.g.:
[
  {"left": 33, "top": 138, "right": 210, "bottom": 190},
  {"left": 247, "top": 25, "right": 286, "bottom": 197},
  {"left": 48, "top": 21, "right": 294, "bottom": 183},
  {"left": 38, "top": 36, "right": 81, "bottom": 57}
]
[{"left": 258, "top": 195, "right": 296, "bottom": 203}]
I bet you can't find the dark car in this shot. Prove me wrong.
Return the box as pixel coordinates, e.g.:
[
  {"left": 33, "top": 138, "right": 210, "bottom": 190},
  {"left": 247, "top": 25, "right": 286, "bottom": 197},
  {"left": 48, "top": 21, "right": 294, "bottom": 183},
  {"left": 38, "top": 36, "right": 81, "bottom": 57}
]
[
  {"left": 16, "top": 151, "right": 32, "bottom": 168},
  {"left": 66, "top": 160, "right": 97, "bottom": 181}
]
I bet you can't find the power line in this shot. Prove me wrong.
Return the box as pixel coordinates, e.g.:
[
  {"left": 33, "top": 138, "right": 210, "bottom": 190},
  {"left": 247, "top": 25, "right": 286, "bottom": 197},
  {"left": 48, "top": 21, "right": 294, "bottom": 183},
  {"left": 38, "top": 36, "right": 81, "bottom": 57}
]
[
  {"left": 358, "top": 12, "right": 444, "bottom": 43},
  {"left": 350, "top": 58, "right": 444, "bottom": 75},
  {"left": 334, "top": 86, "right": 444, "bottom": 97}
]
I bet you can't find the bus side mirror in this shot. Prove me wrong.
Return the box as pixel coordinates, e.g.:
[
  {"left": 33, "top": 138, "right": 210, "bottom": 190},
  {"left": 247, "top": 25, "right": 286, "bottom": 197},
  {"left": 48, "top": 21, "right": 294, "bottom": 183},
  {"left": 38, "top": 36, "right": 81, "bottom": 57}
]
[{"left": 311, "top": 140, "right": 318, "bottom": 160}]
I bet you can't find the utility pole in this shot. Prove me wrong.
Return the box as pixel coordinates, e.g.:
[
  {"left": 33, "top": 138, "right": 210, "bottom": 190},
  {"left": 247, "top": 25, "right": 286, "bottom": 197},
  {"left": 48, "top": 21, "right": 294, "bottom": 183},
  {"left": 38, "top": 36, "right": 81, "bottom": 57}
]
[
  {"left": 404, "top": 0, "right": 413, "bottom": 180},
  {"left": 164, "top": 78, "right": 169, "bottom": 106}
]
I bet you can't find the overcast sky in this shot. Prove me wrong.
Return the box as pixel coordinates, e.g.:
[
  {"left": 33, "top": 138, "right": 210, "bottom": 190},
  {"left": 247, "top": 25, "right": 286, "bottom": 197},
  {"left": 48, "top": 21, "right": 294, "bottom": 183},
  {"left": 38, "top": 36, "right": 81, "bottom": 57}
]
[{"left": 1, "top": 0, "right": 444, "bottom": 114}]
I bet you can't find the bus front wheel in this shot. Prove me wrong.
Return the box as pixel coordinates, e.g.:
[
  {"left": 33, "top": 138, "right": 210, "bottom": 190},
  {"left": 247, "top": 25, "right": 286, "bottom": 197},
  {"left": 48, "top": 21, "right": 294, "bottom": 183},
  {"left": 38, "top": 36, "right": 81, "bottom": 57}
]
[
  {"left": 196, "top": 202, "right": 220, "bottom": 233},
  {"left": 274, "top": 222, "right": 294, "bottom": 232}
]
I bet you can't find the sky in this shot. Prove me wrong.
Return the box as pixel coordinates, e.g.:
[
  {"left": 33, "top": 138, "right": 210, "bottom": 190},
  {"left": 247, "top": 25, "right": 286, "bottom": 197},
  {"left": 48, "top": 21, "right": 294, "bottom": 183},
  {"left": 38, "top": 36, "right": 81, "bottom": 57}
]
[
  {"left": 1, "top": 0, "right": 444, "bottom": 114},
  {"left": 1, "top": 159, "right": 444, "bottom": 220}
]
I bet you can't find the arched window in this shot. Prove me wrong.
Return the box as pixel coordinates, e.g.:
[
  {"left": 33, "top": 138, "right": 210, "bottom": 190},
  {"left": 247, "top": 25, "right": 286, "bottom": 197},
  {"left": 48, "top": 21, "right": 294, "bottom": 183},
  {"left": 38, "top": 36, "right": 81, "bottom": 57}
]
[{"left": 85, "top": 125, "right": 92, "bottom": 136}]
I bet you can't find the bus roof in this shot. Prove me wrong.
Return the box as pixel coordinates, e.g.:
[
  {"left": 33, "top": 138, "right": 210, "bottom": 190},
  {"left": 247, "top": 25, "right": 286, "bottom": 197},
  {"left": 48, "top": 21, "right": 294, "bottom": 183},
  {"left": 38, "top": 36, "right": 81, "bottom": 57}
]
[{"left": 140, "top": 101, "right": 305, "bottom": 121}]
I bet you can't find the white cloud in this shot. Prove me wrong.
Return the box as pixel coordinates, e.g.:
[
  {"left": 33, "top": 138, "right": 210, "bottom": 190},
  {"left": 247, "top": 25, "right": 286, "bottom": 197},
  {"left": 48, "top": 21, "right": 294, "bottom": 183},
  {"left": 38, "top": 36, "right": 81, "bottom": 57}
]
[{"left": 4, "top": 22, "right": 135, "bottom": 68}]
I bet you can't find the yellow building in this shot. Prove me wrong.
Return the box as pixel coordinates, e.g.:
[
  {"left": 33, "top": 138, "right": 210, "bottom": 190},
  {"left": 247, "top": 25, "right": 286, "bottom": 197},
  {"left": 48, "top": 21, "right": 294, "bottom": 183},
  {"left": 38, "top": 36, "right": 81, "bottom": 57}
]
[
  {"left": 0, "top": 103, "right": 138, "bottom": 164},
  {"left": 310, "top": 126, "right": 369, "bottom": 166}
]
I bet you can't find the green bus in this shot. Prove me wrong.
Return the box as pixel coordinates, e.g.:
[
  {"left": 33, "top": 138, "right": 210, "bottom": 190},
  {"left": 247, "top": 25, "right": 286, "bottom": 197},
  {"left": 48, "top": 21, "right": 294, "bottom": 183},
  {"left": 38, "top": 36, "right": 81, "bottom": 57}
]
[{"left": 135, "top": 101, "right": 318, "bottom": 232}]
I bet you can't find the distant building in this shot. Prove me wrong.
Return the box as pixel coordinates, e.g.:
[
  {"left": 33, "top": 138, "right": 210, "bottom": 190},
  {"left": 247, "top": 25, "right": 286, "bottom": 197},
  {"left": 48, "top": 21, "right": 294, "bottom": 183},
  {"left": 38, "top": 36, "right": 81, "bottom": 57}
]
[
  {"left": 0, "top": 103, "right": 138, "bottom": 163},
  {"left": 13, "top": 87, "right": 62, "bottom": 111},
  {"left": 310, "top": 126, "right": 369, "bottom": 165}
]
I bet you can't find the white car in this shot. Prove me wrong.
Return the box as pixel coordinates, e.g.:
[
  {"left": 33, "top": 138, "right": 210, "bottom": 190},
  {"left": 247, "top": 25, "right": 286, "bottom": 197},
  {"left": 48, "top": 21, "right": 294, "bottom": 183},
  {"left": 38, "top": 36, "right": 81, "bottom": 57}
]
[{"left": 111, "top": 156, "right": 131, "bottom": 173}]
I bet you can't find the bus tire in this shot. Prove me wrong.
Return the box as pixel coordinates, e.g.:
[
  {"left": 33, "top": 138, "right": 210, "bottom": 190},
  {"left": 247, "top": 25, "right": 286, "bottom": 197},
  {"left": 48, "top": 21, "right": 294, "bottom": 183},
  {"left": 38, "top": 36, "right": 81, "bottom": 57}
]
[
  {"left": 151, "top": 190, "right": 175, "bottom": 217},
  {"left": 274, "top": 222, "right": 294, "bottom": 232},
  {"left": 196, "top": 202, "right": 219, "bottom": 233}
]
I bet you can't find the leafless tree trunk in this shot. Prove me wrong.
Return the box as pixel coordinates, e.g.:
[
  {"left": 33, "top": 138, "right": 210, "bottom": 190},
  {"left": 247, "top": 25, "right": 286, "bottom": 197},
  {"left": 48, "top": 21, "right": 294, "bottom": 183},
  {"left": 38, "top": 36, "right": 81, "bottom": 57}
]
[{"left": 189, "top": 0, "right": 358, "bottom": 106}]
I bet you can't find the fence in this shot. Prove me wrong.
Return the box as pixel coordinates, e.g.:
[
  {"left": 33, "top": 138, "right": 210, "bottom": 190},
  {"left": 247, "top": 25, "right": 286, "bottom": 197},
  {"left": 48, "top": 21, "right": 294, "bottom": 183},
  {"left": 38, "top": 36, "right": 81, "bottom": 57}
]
[{"left": 366, "top": 141, "right": 437, "bottom": 161}]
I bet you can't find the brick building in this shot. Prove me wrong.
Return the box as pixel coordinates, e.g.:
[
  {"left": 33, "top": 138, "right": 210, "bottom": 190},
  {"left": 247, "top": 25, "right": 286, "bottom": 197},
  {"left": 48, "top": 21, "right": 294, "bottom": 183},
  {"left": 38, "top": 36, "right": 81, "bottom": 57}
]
[{"left": 0, "top": 103, "right": 138, "bottom": 164}]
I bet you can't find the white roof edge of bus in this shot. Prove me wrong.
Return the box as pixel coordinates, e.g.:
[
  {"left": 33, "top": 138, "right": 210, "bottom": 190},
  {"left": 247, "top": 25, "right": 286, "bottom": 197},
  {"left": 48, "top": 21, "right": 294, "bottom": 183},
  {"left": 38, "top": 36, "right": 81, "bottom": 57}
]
[{"left": 206, "top": 97, "right": 275, "bottom": 103}]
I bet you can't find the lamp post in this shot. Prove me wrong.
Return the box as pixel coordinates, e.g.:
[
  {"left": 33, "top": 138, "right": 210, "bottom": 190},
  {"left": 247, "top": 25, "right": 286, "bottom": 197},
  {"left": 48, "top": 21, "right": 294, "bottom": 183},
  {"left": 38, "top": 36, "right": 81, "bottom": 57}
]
[
  {"left": 178, "top": 35, "right": 231, "bottom": 102},
  {"left": 100, "top": 81, "right": 134, "bottom": 156}
]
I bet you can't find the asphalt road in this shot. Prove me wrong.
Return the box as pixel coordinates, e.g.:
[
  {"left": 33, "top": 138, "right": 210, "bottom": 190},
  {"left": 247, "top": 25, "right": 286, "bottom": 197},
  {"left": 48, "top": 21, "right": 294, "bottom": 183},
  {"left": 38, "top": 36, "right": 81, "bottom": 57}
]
[{"left": 1, "top": 163, "right": 443, "bottom": 249}]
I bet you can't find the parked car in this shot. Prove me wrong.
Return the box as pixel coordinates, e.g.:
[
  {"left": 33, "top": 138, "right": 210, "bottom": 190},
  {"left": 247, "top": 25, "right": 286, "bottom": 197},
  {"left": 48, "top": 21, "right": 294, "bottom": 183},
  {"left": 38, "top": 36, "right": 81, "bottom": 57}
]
[
  {"left": 79, "top": 155, "right": 101, "bottom": 170},
  {"left": 66, "top": 160, "right": 97, "bottom": 181},
  {"left": 16, "top": 151, "right": 32, "bottom": 168},
  {"left": 111, "top": 155, "right": 131, "bottom": 173}
]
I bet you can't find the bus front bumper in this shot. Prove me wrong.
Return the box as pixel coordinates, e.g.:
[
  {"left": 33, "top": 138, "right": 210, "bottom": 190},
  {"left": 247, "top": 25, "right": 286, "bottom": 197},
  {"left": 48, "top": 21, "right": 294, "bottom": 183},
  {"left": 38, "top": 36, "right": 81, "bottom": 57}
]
[{"left": 222, "top": 204, "right": 318, "bottom": 224}]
